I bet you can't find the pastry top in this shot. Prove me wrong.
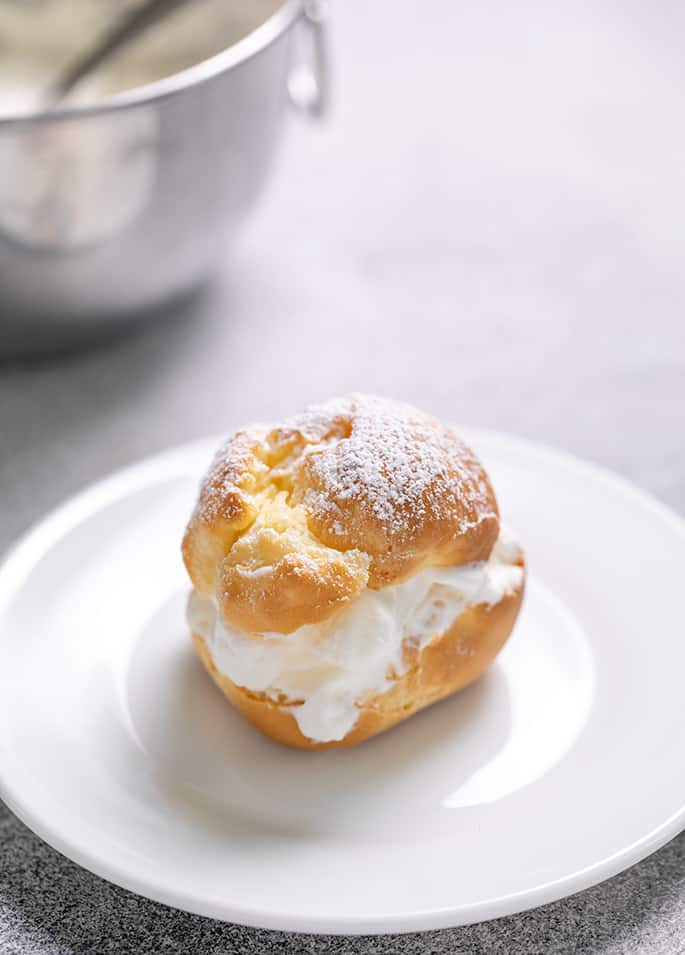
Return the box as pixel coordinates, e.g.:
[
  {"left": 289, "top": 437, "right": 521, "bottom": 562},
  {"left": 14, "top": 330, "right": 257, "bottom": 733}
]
[{"left": 182, "top": 394, "right": 499, "bottom": 634}]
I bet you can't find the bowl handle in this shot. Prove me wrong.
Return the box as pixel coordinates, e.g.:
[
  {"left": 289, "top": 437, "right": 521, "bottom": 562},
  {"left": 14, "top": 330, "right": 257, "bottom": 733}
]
[{"left": 288, "top": 0, "right": 330, "bottom": 118}]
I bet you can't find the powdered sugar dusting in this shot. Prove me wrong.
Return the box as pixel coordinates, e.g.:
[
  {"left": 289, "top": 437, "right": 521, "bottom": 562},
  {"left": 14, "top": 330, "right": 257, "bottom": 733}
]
[
  {"left": 190, "top": 394, "right": 497, "bottom": 567},
  {"left": 194, "top": 429, "right": 265, "bottom": 525},
  {"left": 278, "top": 396, "right": 354, "bottom": 443},
  {"left": 297, "top": 394, "right": 494, "bottom": 537}
]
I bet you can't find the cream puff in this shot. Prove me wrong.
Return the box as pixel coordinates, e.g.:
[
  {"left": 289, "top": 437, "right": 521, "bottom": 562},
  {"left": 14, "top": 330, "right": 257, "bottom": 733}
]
[{"left": 182, "top": 394, "right": 525, "bottom": 749}]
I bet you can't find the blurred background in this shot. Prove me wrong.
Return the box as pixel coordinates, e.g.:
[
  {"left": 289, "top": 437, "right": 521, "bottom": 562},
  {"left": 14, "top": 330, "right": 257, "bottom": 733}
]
[{"left": 2, "top": 0, "right": 685, "bottom": 549}]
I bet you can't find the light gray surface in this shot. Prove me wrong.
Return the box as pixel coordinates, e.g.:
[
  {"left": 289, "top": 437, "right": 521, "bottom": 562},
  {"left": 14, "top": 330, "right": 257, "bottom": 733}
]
[{"left": 2, "top": 1, "right": 685, "bottom": 952}]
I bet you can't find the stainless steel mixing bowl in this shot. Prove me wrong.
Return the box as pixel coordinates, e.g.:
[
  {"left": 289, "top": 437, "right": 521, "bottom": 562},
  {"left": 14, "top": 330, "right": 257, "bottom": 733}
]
[{"left": 0, "top": 0, "right": 327, "bottom": 356}]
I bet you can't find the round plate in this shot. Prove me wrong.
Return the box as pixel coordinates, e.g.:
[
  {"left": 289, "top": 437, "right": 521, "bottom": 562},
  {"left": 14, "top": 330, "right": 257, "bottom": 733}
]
[{"left": 1, "top": 431, "right": 684, "bottom": 935}]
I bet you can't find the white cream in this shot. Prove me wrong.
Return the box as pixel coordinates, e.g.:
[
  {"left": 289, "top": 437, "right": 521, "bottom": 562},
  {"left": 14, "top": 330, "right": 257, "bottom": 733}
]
[{"left": 188, "top": 531, "right": 524, "bottom": 743}]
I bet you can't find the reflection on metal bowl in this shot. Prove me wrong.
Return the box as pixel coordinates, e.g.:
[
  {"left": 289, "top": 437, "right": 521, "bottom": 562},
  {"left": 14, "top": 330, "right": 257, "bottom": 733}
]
[{"left": 0, "top": 0, "right": 328, "bottom": 357}]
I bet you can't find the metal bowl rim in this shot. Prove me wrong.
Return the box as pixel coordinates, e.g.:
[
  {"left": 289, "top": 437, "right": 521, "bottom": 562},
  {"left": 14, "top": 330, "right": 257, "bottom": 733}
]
[{"left": 0, "top": 0, "right": 302, "bottom": 128}]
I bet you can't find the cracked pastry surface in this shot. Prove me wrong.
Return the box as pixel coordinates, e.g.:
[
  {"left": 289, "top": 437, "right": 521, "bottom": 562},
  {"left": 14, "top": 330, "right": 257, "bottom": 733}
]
[{"left": 182, "top": 394, "right": 525, "bottom": 748}]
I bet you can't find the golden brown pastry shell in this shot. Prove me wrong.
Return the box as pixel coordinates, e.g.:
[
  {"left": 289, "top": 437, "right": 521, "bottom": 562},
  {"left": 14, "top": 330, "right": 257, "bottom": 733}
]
[
  {"left": 182, "top": 395, "right": 500, "bottom": 635},
  {"left": 191, "top": 566, "right": 524, "bottom": 750}
]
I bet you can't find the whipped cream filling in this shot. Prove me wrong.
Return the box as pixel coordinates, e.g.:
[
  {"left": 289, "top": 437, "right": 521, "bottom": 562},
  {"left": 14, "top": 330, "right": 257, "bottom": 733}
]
[{"left": 188, "top": 531, "right": 524, "bottom": 743}]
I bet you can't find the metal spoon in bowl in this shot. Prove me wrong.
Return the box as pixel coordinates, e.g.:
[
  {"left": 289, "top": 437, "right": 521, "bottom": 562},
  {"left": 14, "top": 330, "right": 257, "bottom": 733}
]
[{"left": 47, "top": 0, "right": 193, "bottom": 103}]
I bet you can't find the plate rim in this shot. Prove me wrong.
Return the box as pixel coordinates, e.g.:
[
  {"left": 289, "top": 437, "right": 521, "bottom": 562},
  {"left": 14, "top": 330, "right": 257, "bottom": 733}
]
[{"left": 1, "top": 428, "right": 685, "bottom": 935}]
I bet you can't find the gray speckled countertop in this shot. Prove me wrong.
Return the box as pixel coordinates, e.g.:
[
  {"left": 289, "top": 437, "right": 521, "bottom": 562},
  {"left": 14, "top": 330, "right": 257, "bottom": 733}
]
[{"left": 2, "top": 1, "right": 685, "bottom": 952}]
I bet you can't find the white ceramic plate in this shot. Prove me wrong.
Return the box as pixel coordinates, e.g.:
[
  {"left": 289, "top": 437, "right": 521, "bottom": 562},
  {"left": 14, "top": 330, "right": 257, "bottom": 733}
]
[{"left": 1, "top": 431, "right": 684, "bottom": 935}]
